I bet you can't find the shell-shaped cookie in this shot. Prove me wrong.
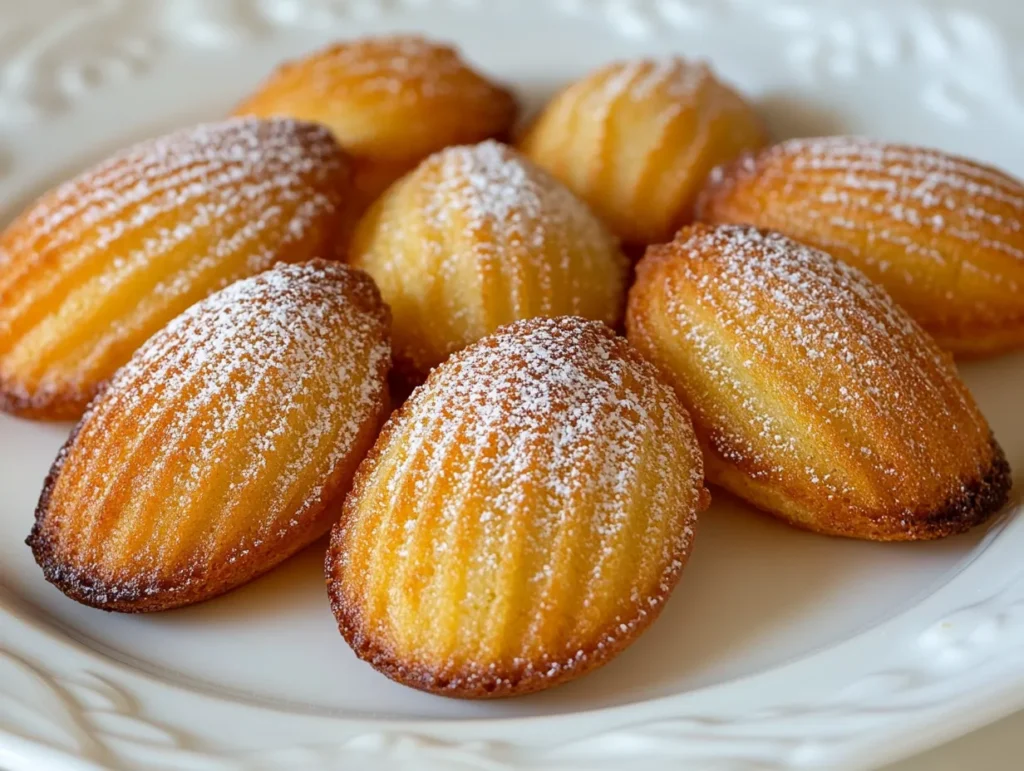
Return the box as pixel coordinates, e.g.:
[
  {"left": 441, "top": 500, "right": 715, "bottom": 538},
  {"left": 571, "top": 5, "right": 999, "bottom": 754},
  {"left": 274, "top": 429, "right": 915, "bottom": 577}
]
[
  {"left": 696, "top": 137, "right": 1024, "bottom": 356},
  {"left": 0, "top": 118, "right": 353, "bottom": 421},
  {"left": 349, "top": 140, "right": 629, "bottom": 380},
  {"left": 327, "top": 316, "right": 706, "bottom": 698},
  {"left": 28, "top": 261, "right": 390, "bottom": 612},
  {"left": 234, "top": 36, "right": 518, "bottom": 207},
  {"left": 519, "top": 58, "right": 766, "bottom": 247},
  {"left": 627, "top": 224, "right": 1011, "bottom": 541}
]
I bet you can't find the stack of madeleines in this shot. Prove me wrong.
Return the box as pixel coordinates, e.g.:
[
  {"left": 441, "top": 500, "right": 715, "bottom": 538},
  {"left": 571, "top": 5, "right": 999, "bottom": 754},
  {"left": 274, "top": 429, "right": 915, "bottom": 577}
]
[{"left": 3, "top": 35, "right": 1016, "bottom": 698}]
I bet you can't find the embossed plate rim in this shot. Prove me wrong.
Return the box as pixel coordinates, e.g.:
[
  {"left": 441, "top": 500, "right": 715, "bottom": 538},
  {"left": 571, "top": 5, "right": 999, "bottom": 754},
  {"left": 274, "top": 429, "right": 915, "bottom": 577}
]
[{"left": 0, "top": 0, "right": 1022, "bottom": 769}]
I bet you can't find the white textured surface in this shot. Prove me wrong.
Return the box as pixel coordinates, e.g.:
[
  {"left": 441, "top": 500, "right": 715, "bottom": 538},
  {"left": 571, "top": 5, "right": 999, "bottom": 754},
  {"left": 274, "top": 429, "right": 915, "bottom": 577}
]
[
  {"left": 0, "top": 0, "right": 1022, "bottom": 769},
  {"left": 886, "top": 714, "right": 1023, "bottom": 769}
]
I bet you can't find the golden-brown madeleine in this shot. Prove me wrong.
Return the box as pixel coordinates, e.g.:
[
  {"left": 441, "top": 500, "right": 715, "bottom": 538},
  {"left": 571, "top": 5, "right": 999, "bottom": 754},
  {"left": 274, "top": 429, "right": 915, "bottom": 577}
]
[
  {"left": 327, "top": 316, "right": 707, "bottom": 698},
  {"left": 696, "top": 137, "right": 1024, "bottom": 356},
  {"left": 518, "top": 57, "right": 766, "bottom": 247},
  {"left": 626, "top": 224, "right": 1011, "bottom": 541},
  {"left": 27, "top": 261, "right": 390, "bottom": 612},
  {"left": 234, "top": 36, "right": 518, "bottom": 207},
  {"left": 349, "top": 140, "right": 629, "bottom": 381},
  {"left": 0, "top": 118, "right": 353, "bottom": 421}
]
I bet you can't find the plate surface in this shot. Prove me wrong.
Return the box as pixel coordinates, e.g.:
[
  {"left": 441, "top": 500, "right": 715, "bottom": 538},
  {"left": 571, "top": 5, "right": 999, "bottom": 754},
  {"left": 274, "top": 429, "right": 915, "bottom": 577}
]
[{"left": 1, "top": 0, "right": 1023, "bottom": 769}]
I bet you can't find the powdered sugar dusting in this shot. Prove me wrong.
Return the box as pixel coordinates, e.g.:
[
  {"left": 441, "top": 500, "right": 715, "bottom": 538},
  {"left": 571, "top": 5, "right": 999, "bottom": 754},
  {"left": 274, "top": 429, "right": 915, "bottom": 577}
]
[
  {"left": 0, "top": 117, "right": 350, "bottom": 415},
  {"left": 634, "top": 224, "right": 994, "bottom": 516},
  {"left": 20, "top": 117, "right": 345, "bottom": 261},
  {"left": 425, "top": 141, "right": 547, "bottom": 238},
  {"left": 703, "top": 136, "right": 1024, "bottom": 284},
  {"left": 417, "top": 140, "right": 609, "bottom": 264},
  {"left": 783, "top": 136, "right": 1023, "bottom": 203},
  {"left": 357, "top": 140, "right": 625, "bottom": 374},
  {"left": 332, "top": 316, "right": 702, "bottom": 692},
  {"left": 37, "top": 261, "right": 390, "bottom": 606}
]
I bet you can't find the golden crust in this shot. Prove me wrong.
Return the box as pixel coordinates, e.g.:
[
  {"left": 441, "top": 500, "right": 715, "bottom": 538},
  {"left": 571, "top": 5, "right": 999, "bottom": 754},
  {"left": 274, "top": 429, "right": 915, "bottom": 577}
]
[
  {"left": 708, "top": 435, "right": 1010, "bottom": 541},
  {"left": 27, "top": 261, "right": 391, "bottom": 612},
  {"left": 696, "top": 136, "right": 1024, "bottom": 357},
  {"left": 519, "top": 58, "right": 766, "bottom": 247},
  {"left": 0, "top": 117, "right": 353, "bottom": 421},
  {"left": 326, "top": 316, "right": 707, "bottom": 698},
  {"left": 626, "top": 224, "right": 1011, "bottom": 541},
  {"left": 349, "top": 140, "right": 629, "bottom": 380},
  {"left": 233, "top": 36, "right": 518, "bottom": 207}
]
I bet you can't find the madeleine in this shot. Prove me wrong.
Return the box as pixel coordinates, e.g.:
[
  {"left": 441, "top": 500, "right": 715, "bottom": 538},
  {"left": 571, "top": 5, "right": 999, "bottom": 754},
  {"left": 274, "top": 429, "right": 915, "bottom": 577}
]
[
  {"left": 0, "top": 118, "right": 353, "bottom": 420},
  {"left": 349, "top": 140, "right": 629, "bottom": 380},
  {"left": 519, "top": 57, "right": 765, "bottom": 247},
  {"left": 28, "top": 262, "right": 390, "bottom": 612},
  {"left": 234, "top": 36, "right": 518, "bottom": 207},
  {"left": 626, "top": 224, "right": 1010, "bottom": 541},
  {"left": 697, "top": 137, "right": 1024, "bottom": 356},
  {"left": 327, "top": 316, "right": 707, "bottom": 697}
]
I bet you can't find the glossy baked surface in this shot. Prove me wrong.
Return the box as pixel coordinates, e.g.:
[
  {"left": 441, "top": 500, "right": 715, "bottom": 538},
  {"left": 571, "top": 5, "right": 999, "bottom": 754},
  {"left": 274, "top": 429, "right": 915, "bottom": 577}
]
[
  {"left": 350, "top": 140, "right": 628, "bottom": 380},
  {"left": 28, "top": 261, "right": 391, "bottom": 612},
  {"left": 519, "top": 57, "right": 765, "bottom": 247},
  {"left": 0, "top": 118, "right": 353, "bottom": 420},
  {"left": 626, "top": 224, "right": 1010, "bottom": 540},
  {"left": 327, "top": 316, "right": 707, "bottom": 697},
  {"left": 696, "top": 137, "right": 1024, "bottom": 356},
  {"left": 234, "top": 36, "right": 518, "bottom": 207}
]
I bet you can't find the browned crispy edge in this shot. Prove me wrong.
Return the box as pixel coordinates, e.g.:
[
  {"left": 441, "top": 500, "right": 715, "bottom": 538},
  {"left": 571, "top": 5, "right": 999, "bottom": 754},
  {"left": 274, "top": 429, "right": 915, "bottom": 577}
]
[
  {"left": 876, "top": 434, "right": 1012, "bottom": 541},
  {"left": 0, "top": 372, "right": 95, "bottom": 421},
  {"left": 27, "top": 413, "right": 382, "bottom": 613},
  {"left": 709, "top": 433, "right": 1012, "bottom": 542},
  {"left": 26, "top": 280, "right": 392, "bottom": 613},
  {"left": 325, "top": 339, "right": 703, "bottom": 699}
]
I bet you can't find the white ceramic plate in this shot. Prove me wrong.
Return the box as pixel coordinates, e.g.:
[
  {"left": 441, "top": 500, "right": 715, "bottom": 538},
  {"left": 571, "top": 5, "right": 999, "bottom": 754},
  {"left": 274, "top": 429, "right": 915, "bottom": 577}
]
[{"left": 1, "top": 1, "right": 1022, "bottom": 769}]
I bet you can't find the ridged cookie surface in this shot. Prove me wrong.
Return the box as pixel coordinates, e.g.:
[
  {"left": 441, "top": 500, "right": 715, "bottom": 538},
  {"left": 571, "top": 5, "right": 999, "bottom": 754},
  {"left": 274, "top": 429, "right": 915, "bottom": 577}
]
[
  {"left": 696, "top": 137, "right": 1024, "bottom": 356},
  {"left": 0, "top": 118, "right": 353, "bottom": 420},
  {"left": 234, "top": 36, "right": 517, "bottom": 207},
  {"left": 519, "top": 58, "right": 765, "bottom": 247},
  {"left": 327, "top": 316, "right": 707, "bottom": 697},
  {"left": 627, "top": 224, "right": 1010, "bottom": 540},
  {"left": 350, "top": 141, "right": 628, "bottom": 380},
  {"left": 28, "top": 261, "right": 390, "bottom": 611}
]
